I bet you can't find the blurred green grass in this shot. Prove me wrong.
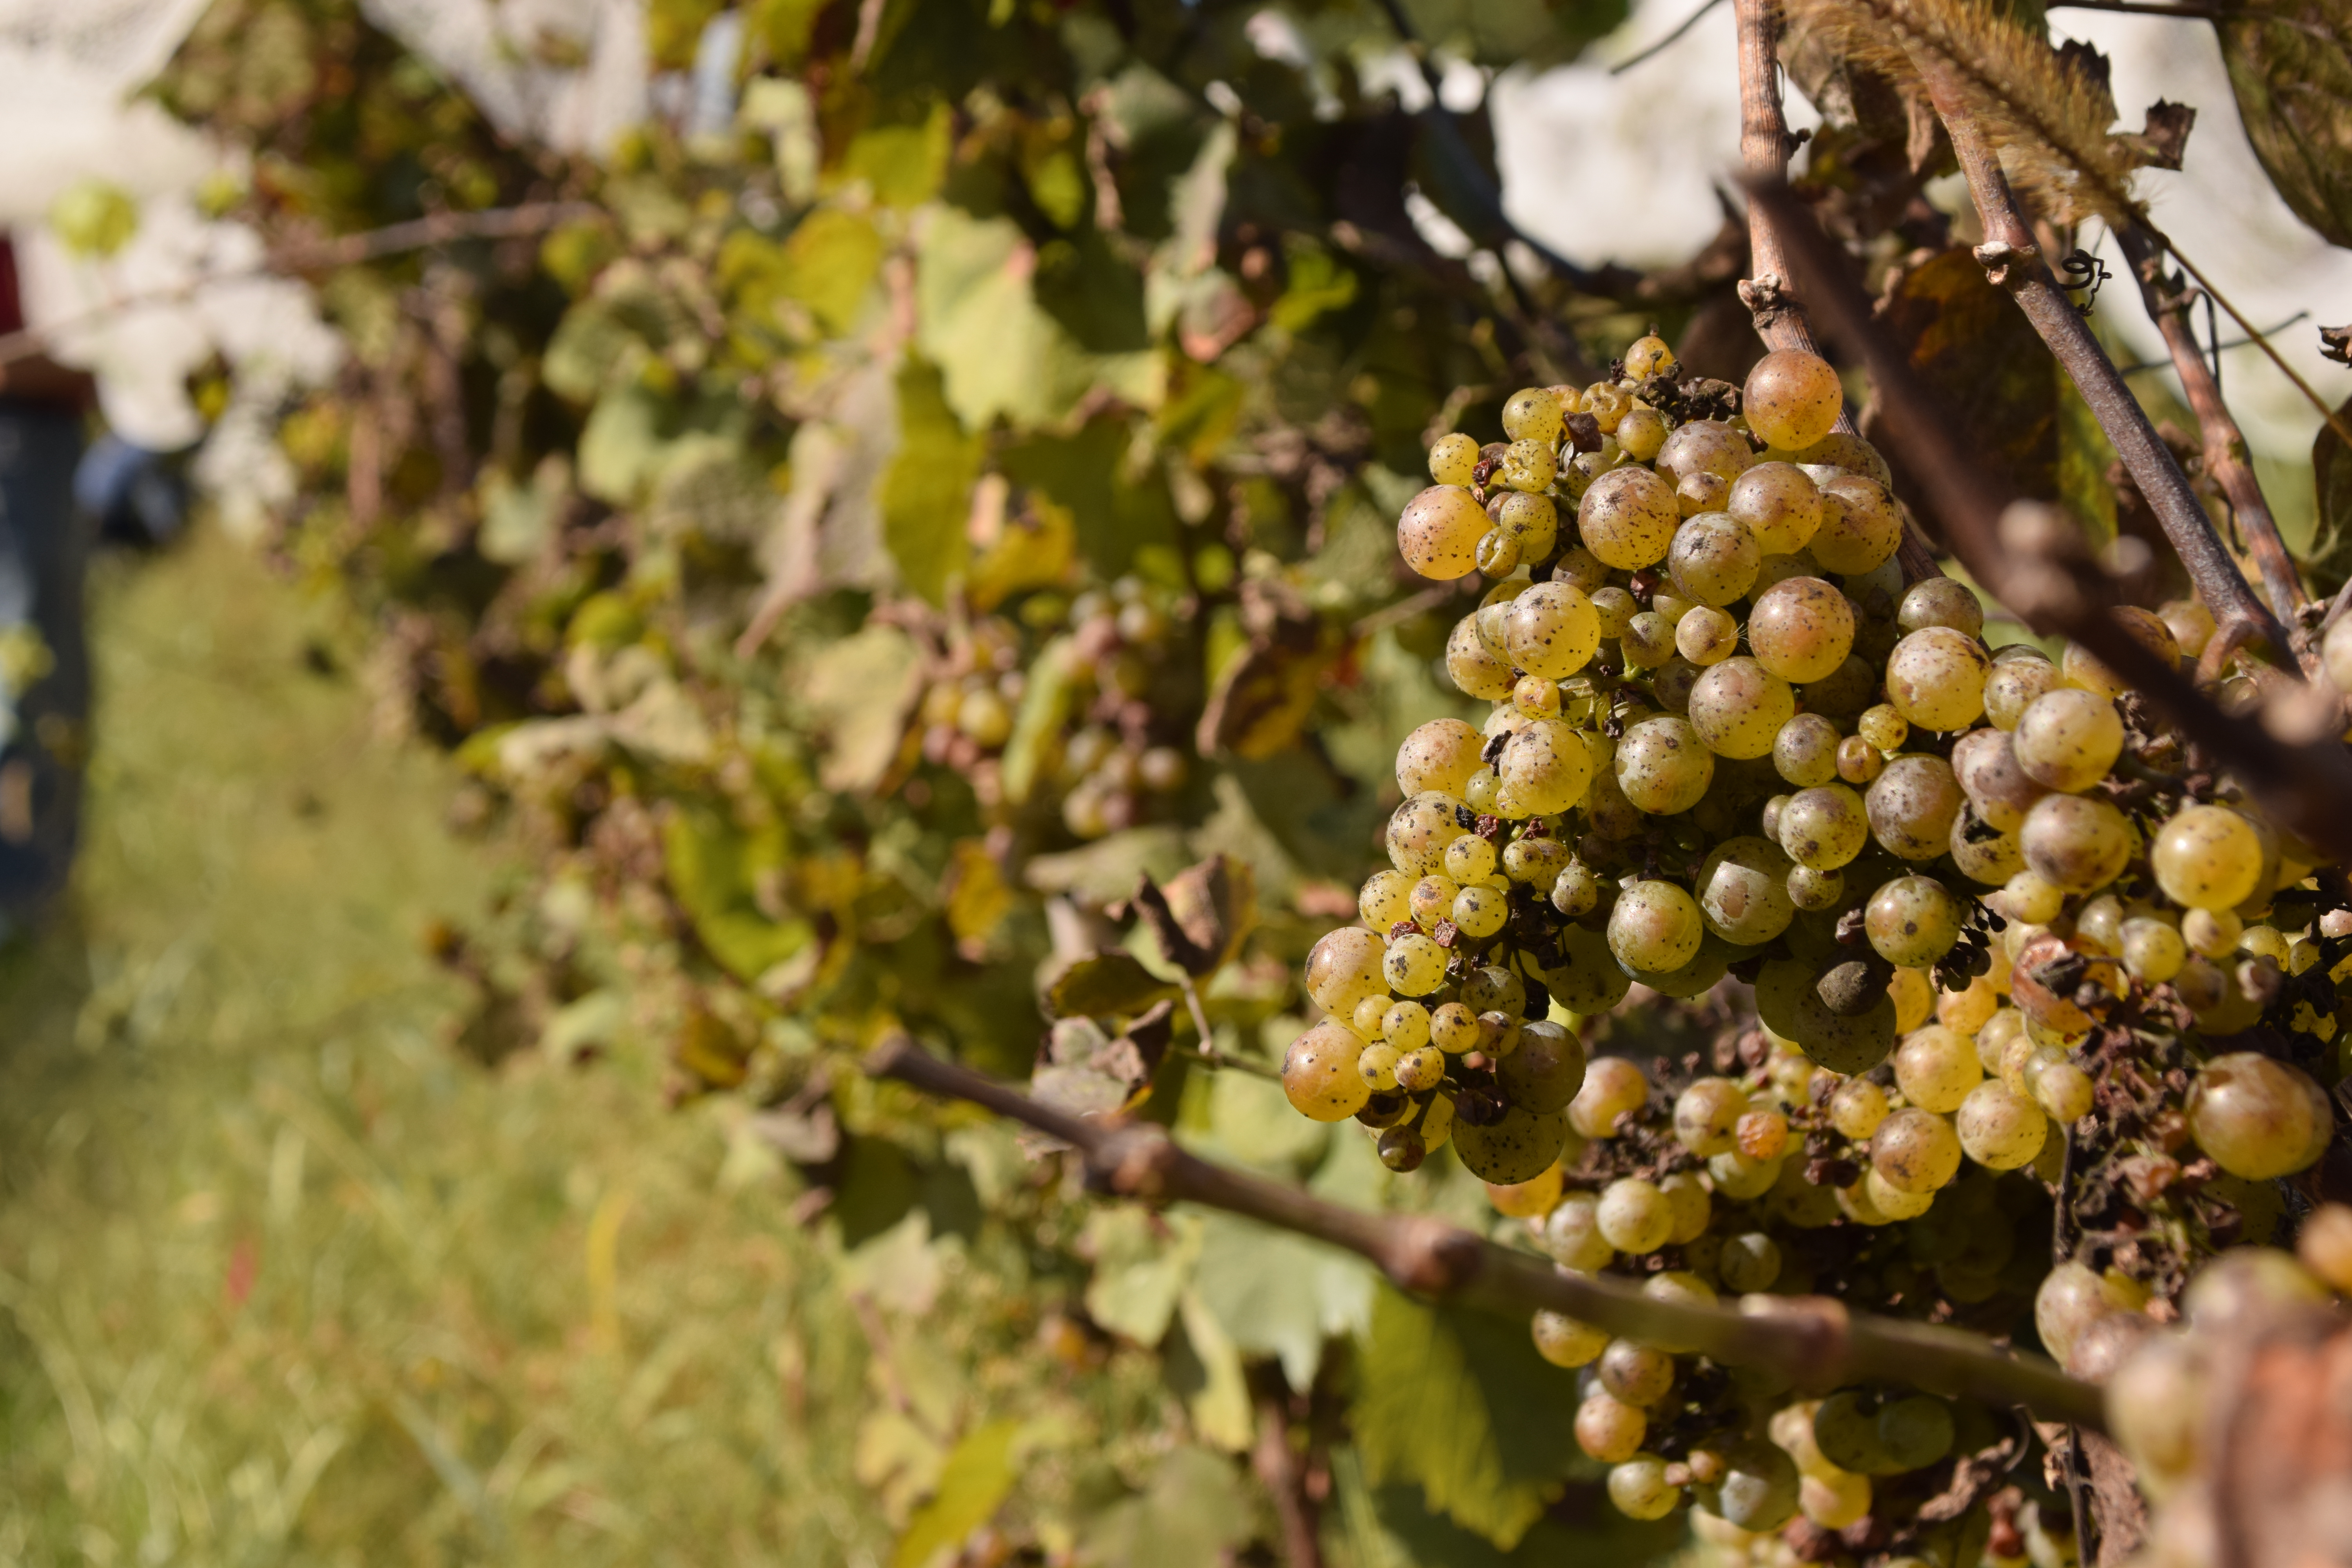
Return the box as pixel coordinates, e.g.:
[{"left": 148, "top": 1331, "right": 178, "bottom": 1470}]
[{"left": 0, "top": 530, "right": 887, "bottom": 1565}]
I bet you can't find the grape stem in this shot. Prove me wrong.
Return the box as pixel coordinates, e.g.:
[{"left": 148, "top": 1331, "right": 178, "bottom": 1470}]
[
  {"left": 2113, "top": 224, "right": 2316, "bottom": 671},
  {"left": 1745, "top": 176, "right": 2352, "bottom": 864},
  {"left": 1731, "top": 0, "right": 1945, "bottom": 584},
  {"left": 1920, "top": 79, "right": 2297, "bottom": 665},
  {"left": 866, "top": 1034, "right": 2110, "bottom": 1429}
]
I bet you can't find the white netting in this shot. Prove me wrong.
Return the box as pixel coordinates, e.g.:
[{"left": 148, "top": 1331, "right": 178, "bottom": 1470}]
[
  {"left": 0, "top": 0, "right": 212, "bottom": 90},
  {"left": 363, "top": 0, "right": 647, "bottom": 154}
]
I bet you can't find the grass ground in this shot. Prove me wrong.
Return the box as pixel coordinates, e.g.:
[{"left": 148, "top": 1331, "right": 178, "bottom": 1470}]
[{"left": 0, "top": 529, "right": 887, "bottom": 1566}]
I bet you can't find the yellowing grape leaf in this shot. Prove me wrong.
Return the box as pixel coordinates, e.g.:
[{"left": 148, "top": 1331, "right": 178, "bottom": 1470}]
[
  {"left": 1044, "top": 953, "right": 1180, "bottom": 1020},
  {"left": 2217, "top": 0, "right": 2352, "bottom": 247},
  {"left": 879, "top": 358, "right": 980, "bottom": 605},
  {"left": 1352, "top": 1288, "right": 1586, "bottom": 1549},
  {"left": 944, "top": 840, "right": 1013, "bottom": 949},
  {"left": 800, "top": 624, "right": 923, "bottom": 792},
  {"left": 843, "top": 105, "right": 953, "bottom": 210},
  {"left": 1001, "top": 637, "right": 1078, "bottom": 805},
  {"left": 1076, "top": 1446, "right": 1250, "bottom": 1568},
  {"left": 661, "top": 803, "right": 816, "bottom": 984},
  {"left": 892, "top": 1420, "right": 1022, "bottom": 1568}
]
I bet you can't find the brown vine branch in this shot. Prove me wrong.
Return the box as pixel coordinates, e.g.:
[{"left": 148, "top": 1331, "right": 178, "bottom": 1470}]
[
  {"left": 1749, "top": 177, "right": 2352, "bottom": 864},
  {"left": 1922, "top": 76, "right": 2294, "bottom": 662},
  {"left": 1734, "top": 0, "right": 1945, "bottom": 583},
  {"left": 2114, "top": 225, "right": 2315, "bottom": 668},
  {"left": 0, "top": 201, "right": 603, "bottom": 371},
  {"left": 866, "top": 1036, "right": 2109, "bottom": 1430}
]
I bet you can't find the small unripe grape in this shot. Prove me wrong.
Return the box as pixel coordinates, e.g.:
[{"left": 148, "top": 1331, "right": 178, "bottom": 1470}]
[
  {"left": 1607, "top": 1454, "right": 1681, "bottom": 1521},
  {"left": 1464, "top": 770, "right": 1502, "bottom": 813},
  {"left": 2151, "top": 804, "right": 2264, "bottom": 911},
  {"left": 1446, "top": 614, "right": 1516, "bottom": 701},
  {"left": 1836, "top": 735, "right": 1884, "bottom": 784},
  {"left": 1506, "top": 581, "right": 1602, "bottom": 679},
  {"left": 1866, "top": 875, "right": 1964, "bottom": 967},
  {"left": 1399, "top": 485, "right": 1489, "bottom": 580},
  {"left": 1884, "top": 626, "right": 1991, "bottom": 731},
  {"left": 1870, "top": 1107, "right": 1962, "bottom": 1194},
  {"left": 2019, "top": 792, "right": 2134, "bottom": 893},
  {"left": 1383, "top": 933, "right": 1448, "bottom": 996},
  {"left": 1650, "top": 657, "right": 1702, "bottom": 716},
  {"left": 1615, "top": 716, "right": 1715, "bottom": 815},
  {"left": 1427, "top": 432, "right": 1480, "bottom": 486},
  {"left": 1552, "top": 861, "right": 1602, "bottom": 916},
  {"left": 2033, "top": 1058, "right": 2094, "bottom": 1123},
  {"left": 1569, "top": 1055, "right": 1651, "bottom": 1138},
  {"left": 1576, "top": 1393, "right": 1648, "bottom": 1463},
  {"left": 1830, "top": 1078, "right": 1889, "bottom": 1139},
  {"left": 1810, "top": 475, "right": 1902, "bottom": 574},
  {"left": 1787, "top": 864, "right": 1844, "bottom": 910},
  {"left": 1866, "top": 755, "right": 1964, "bottom": 861},
  {"left": 1956, "top": 1081, "right": 2046, "bottom": 1169},
  {"left": 1727, "top": 461, "right": 1822, "bottom": 554},
  {"left": 1461, "top": 964, "right": 1526, "bottom": 1016},
  {"left": 2013, "top": 688, "right": 2125, "bottom": 792},
  {"left": 1748, "top": 576, "right": 1857, "bottom": 683},
  {"left": 2121, "top": 916, "right": 2186, "bottom": 982},
  {"left": 1895, "top": 1024, "right": 1982, "bottom": 1112},
  {"left": 1677, "top": 604, "right": 1740, "bottom": 665},
  {"left": 1283, "top": 1020, "right": 1374, "bottom": 1121},
  {"left": 1779, "top": 783, "right": 1870, "bottom": 870},
  {"left": 1773, "top": 713, "right": 1842, "bottom": 788},
  {"left": 1357, "top": 1042, "right": 1401, "bottom": 1091},
  {"left": 1578, "top": 465, "right": 1680, "bottom": 570},
  {"left": 1503, "top": 835, "right": 1568, "bottom": 885},
  {"left": 1501, "top": 386, "right": 1565, "bottom": 444},
  {"left": 1597, "top": 1177, "right": 1675, "bottom": 1253},
  {"left": 1533, "top": 1308, "right": 1610, "bottom": 1367},
  {"left": 1984, "top": 652, "right": 2065, "bottom": 730},
  {"left": 1857, "top": 703, "right": 1908, "bottom": 752},
  {"left": 1306, "top": 926, "right": 1386, "bottom": 1013},
  {"left": 1744, "top": 348, "right": 1844, "bottom": 449},
  {"left": 1810, "top": 1391, "right": 1895, "bottom": 1475},
  {"left": 2187, "top": 1052, "right": 2331, "bottom": 1179}
]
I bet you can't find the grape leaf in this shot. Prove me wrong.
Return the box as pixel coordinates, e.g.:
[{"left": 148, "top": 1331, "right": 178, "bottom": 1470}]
[
  {"left": 1081, "top": 1207, "right": 1200, "bottom": 1345},
  {"left": 2306, "top": 394, "right": 2352, "bottom": 596},
  {"left": 1044, "top": 953, "right": 1180, "bottom": 1020},
  {"left": 1352, "top": 1287, "right": 1587, "bottom": 1549},
  {"left": 878, "top": 359, "right": 981, "bottom": 605},
  {"left": 1189, "top": 1210, "right": 1374, "bottom": 1392},
  {"left": 891, "top": 1419, "right": 1021, "bottom": 1568},
  {"left": 1076, "top": 1446, "right": 1251, "bottom": 1568},
  {"left": 2216, "top": 0, "right": 2352, "bottom": 247}
]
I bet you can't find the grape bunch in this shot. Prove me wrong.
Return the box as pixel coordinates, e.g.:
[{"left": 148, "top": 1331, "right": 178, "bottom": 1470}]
[{"left": 1280, "top": 338, "right": 2352, "bottom": 1544}]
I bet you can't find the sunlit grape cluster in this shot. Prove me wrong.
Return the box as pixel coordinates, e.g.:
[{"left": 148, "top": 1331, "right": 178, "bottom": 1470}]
[
  {"left": 1282, "top": 338, "right": 2352, "bottom": 1543},
  {"left": 913, "top": 577, "right": 1193, "bottom": 837}
]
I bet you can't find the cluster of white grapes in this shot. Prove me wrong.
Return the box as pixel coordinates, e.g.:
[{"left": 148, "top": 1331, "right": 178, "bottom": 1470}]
[
  {"left": 913, "top": 579, "right": 1191, "bottom": 837},
  {"left": 1280, "top": 338, "right": 2352, "bottom": 1552}
]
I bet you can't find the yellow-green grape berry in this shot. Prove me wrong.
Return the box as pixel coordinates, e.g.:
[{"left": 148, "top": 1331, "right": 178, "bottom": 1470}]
[
  {"left": 1384, "top": 933, "right": 1448, "bottom": 996},
  {"left": 1430, "top": 1002, "right": 1480, "bottom": 1053},
  {"left": 1898, "top": 577, "right": 1984, "bottom": 638},
  {"left": 1857, "top": 703, "right": 1907, "bottom": 753},
  {"left": 1576, "top": 1393, "right": 1648, "bottom": 1463},
  {"left": 1461, "top": 963, "right": 1525, "bottom": 1015},
  {"left": 1837, "top": 735, "right": 1884, "bottom": 784},
  {"left": 1305, "top": 926, "right": 1386, "bottom": 1014},
  {"left": 2151, "top": 803, "right": 2263, "bottom": 911},
  {"left": 1422, "top": 1093, "right": 1456, "bottom": 1152},
  {"left": 1668, "top": 513, "right": 1762, "bottom": 606},
  {"left": 1694, "top": 835, "right": 1797, "bottom": 946},
  {"left": 1744, "top": 348, "right": 1844, "bottom": 449},
  {"left": 1607, "top": 1454, "right": 1681, "bottom": 1521},
  {"left": 1500, "top": 1020, "right": 1585, "bottom": 1112},
  {"left": 1862, "top": 753, "right": 1965, "bottom": 861},
  {"left": 1283, "top": 1020, "right": 1373, "bottom": 1121},
  {"left": 1620, "top": 611, "right": 1679, "bottom": 671},
  {"left": 1617, "top": 404, "right": 1669, "bottom": 463},
  {"left": 1569, "top": 1055, "right": 1652, "bottom": 1138},
  {"left": 1394, "top": 1044, "right": 1447, "bottom": 1094},
  {"left": 1870, "top": 1107, "right": 1962, "bottom": 1194},
  {"left": 1615, "top": 716, "right": 1715, "bottom": 815},
  {"left": 1830, "top": 1078, "right": 1889, "bottom": 1139},
  {"left": 1748, "top": 576, "right": 1857, "bottom": 683},
  {"left": 1892, "top": 1023, "right": 1981, "bottom": 1114},
  {"left": 1651, "top": 590, "right": 1697, "bottom": 626},
  {"left": 1350, "top": 995, "right": 1390, "bottom": 1040},
  {"left": 1577, "top": 465, "right": 1681, "bottom": 570},
  {"left": 1506, "top": 581, "right": 1602, "bottom": 679},
  {"left": 1850, "top": 1169, "right": 1934, "bottom": 1221},
  {"left": 1497, "top": 490, "right": 1559, "bottom": 561},
  {"left": 1887, "top": 965, "right": 1934, "bottom": 1033},
  {"left": 1709, "top": 1148, "right": 1781, "bottom": 1199},
  {"left": 1474, "top": 528, "right": 1521, "bottom": 577},
  {"left": 1950, "top": 726, "right": 2049, "bottom": 833},
  {"left": 1865, "top": 873, "right": 1963, "bottom": 968},
  {"left": 2032, "top": 1058, "right": 2094, "bottom": 1123},
  {"left": 1398, "top": 485, "right": 1489, "bottom": 581},
  {"left": 1719, "top": 1232, "right": 1783, "bottom": 1293},
  {"left": 1533, "top": 1309, "right": 1610, "bottom": 1368},
  {"left": 2183, "top": 906, "right": 2241, "bottom": 958},
  {"left": 2035, "top": 1261, "right": 2144, "bottom": 1367},
  {"left": 1590, "top": 584, "right": 1636, "bottom": 639},
  {"left": 1716, "top": 1442, "right": 1802, "bottom": 1534},
  {"left": 1983, "top": 651, "right": 2064, "bottom": 730},
  {"left": 1428, "top": 431, "right": 1481, "bottom": 486},
  {"left": 1552, "top": 860, "right": 1602, "bottom": 916},
  {"left": 1885, "top": 626, "right": 1992, "bottom": 732},
  {"left": 1383, "top": 1000, "right": 1432, "bottom": 1054},
  {"left": 1597, "top": 1176, "right": 1675, "bottom": 1252},
  {"left": 1673, "top": 1077, "right": 1749, "bottom": 1156},
  {"left": 1624, "top": 334, "right": 1678, "bottom": 380},
  {"left": 1550, "top": 544, "right": 1609, "bottom": 594},
  {"left": 1876, "top": 1396, "right": 1955, "bottom": 1470},
  {"left": 2188, "top": 1052, "right": 2331, "bottom": 1179},
  {"left": 1658, "top": 1171, "right": 1711, "bottom": 1244},
  {"left": 1499, "top": 439, "right": 1556, "bottom": 495},
  {"left": 1446, "top": 614, "right": 1516, "bottom": 700},
  {"left": 1504, "top": 835, "right": 1569, "bottom": 885},
  {"left": 1656, "top": 420, "right": 1757, "bottom": 490},
  {"left": 1445, "top": 833, "right": 1499, "bottom": 884},
  {"left": 1688, "top": 657, "right": 1796, "bottom": 760},
  {"left": 1501, "top": 386, "right": 1565, "bottom": 445},
  {"left": 1677, "top": 604, "right": 1740, "bottom": 666},
  {"left": 1608, "top": 878, "right": 1705, "bottom": 973},
  {"left": 1499, "top": 719, "right": 1595, "bottom": 816},
  {"left": 1383, "top": 719, "right": 1477, "bottom": 804},
  {"left": 1773, "top": 713, "right": 1842, "bottom": 788},
  {"left": 1408, "top": 874, "right": 1460, "bottom": 928},
  {"left": 1359, "top": 869, "right": 1414, "bottom": 932},
  {"left": 1452, "top": 884, "right": 1509, "bottom": 938},
  {"left": 1387, "top": 791, "right": 1464, "bottom": 877},
  {"left": 2241, "top": 924, "right": 2291, "bottom": 965},
  {"left": 2062, "top": 606, "right": 2179, "bottom": 700},
  {"left": 2120, "top": 915, "right": 2185, "bottom": 982},
  {"left": 1810, "top": 475, "right": 1902, "bottom": 575},
  {"left": 1599, "top": 1337, "right": 1679, "bottom": 1405},
  {"left": 2301, "top": 1206, "right": 2352, "bottom": 1294},
  {"left": 1464, "top": 769, "right": 1503, "bottom": 813},
  {"left": 1727, "top": 461, "right": 1822, "bottom": 555},
  {"left": 1542, "top": 1190, "right": 1615, "bottom": 1269},
  {"left": 2106, "top": 1333, "right": 2208, "bottom": 1499},
  {"left": 1995, "top": 868, "right": 2064, "bottom": 925},
  {"left": 1779, "top": 783, "right": 1869, "bottom": 870},
  {"left": 1677, "top": 470, "right": 1731, "bottom": 517},
  {"left": 2013, "top": 688, "right": 2125, "bottom": 793},
  {"left": 1800, "top": 1469, "right": 1872, "bottom": 1530},
  {"left": 1956, "top": 1081, "right": 2045, "bottom": 1170},
  {"left": 1357, "top": 1042, "right": 1402, "bottom": 1091},
  {"left": 2019, "top": 792, "right": 2134, "bottom": 894},
  {"left": 1938, "top": 974, "right": 1999, "bottom": 1035}
]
